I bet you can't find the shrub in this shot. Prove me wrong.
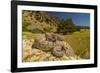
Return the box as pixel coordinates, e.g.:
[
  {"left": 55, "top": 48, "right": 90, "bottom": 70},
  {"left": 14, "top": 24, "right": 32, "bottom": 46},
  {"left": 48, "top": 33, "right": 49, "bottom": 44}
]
[
  {"left": 43, "top": 24, "right": 53, "bottom": 32},
  {"left": 22, "top": 20, "right": 29, "bottom": 32},
  {"left": 29, "top": 28, "right": 43, "bottom": 33},
  {"left": 57, "top": 18, "right": 77, "bottom": 34}
]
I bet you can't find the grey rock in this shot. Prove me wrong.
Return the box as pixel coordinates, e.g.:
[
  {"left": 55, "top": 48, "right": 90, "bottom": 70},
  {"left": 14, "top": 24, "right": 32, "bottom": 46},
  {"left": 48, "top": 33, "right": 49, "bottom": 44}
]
[
  {"left": 41, "top": 41, "right": 53, "bottom": 51},
  {"left": 45, "top": 32, "right": 55, "bottom": 42},
  {"left": 64, "top": 43, "right": 75, "bottom": 56},
  {"left": 45, "top": 32, "right": 64, "bottom": 42},
  {"left": 32, "top": 32, "right": 75, "bottom": 58},
  {"left": 32, "top": 37, "right": 45, "bottom": 49},
  {"left": 52, "top": 46, "right": 65, "bottom": 57},
  {"left": 52, "top": 34, "right": 64, "bottom": 41}
]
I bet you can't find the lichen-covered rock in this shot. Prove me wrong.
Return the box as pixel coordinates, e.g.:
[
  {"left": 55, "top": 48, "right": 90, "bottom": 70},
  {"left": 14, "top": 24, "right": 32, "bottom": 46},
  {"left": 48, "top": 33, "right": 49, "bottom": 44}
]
[
  {"left": 23, "top": 48, "right": 52, "bottom": 62},
  {"left": 45, "top": 32, "right": 55, "bottom": 42},
  {"left": 45, "top": 32, "right": 64, "bottom": 42},
  {"left": 32, "top": 39, "right": 54, "bottom": 51},
  {"left": 52, "top": 46, "right": 65, "bottom": 57},
  {"left": 22, "top": 38, "right": 34, "bottom": 61},
  {"left": 32, "top": 36, "right": 45, "bottom": 49},
  {"left": 64, "top": 42, "right": 75, "bottom": 56},
  {"left": 42, "top": 41, "right": 53, "bottom": 51},
  {"left": 23, "top": 39, "right": 34, "bottom": 50},
  {"left": 52, "top": 33, "right": 64, "bottom": 41},
  {"left": 23, "top": 48, "right": 80, "bottom": 62}
]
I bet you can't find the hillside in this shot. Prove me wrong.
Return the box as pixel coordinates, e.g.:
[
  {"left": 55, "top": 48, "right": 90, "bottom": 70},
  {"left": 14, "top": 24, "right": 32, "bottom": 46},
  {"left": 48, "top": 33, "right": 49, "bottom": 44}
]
[{"left": 22, "top": 10, "right": 60, "bottom": 33}]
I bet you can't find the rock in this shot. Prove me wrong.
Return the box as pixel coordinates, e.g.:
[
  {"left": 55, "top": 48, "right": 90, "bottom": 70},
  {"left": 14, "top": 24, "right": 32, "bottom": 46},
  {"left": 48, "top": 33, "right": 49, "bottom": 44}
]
[
  {"left": 45, "top": 32, "right": 64, "bottom": 42},
  {"left": 23, "top": 49, "right": 31, "bottom": 61},
  {"left": 45, "top": 32, "right": 55, "bottom": 42},
  {"left": 64, "top": 42, "right": 75, "bottom": 56},
  {"left": 29, "top": 49, "right": 55, "bottom": 62},
  {"left": 32, "top": 36, "right": 45, "bottom": 49},
  {"left": 23, "top": 46, "right": 80, "bottom": 62},
  {"left": 52, "top": 46, "right": 65, "bottom": 57},
  {"left": 23, "top": 39, "right": 33, "bottom": 50},
  {"left": 51, "top": 41, "right": 66, "bottom": 57},
  {"left": 48, "top": 56, "right": 57, "bottom": 61},
  {"left": 61, "top": 54, "right": 70, "bottom": 60},
  {"left": 42, "top": 41, "right": 53, "bottom": 51},
  {"left": 52, "top": 34, "right": 64, "bottom": 41},
  {"left": 32, "top": 38, "right": 54, "bottom": 51},
  {"left": 22, "top": 32, "right": 81, "bottom": 62},
  {"left": 22, "top": 39, "right": 34, "bottom": 62},
  {"left": 32, "top": 32, "right": 75, "bottom": 57}
]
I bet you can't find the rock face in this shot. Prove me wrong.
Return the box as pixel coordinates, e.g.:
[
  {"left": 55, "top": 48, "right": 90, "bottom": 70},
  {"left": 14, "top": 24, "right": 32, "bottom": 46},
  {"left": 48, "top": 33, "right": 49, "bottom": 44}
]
[{"left": 32, "top": 32, "right": 75, "bottom": 57}]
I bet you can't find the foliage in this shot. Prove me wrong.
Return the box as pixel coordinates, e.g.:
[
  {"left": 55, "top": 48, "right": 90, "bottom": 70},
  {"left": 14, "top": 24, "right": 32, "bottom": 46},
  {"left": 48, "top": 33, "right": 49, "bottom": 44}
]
[
  {"left": 57, "top": 18, "right": 77, "bottom": 34},
  {"left": 22, "top": 19, "right": 43, "bottom": 33},
  {"left": 43, "top": 24, "right": 53, "bottom": 32},
  {"left": 76, "top": 26, "right": 90, "bottom": 31},
  {"left": 22, "top": 21, "right": 29, "bottom": 32},
  {"left": 28, "top": 28, "right": 43, "bottom": 33}
]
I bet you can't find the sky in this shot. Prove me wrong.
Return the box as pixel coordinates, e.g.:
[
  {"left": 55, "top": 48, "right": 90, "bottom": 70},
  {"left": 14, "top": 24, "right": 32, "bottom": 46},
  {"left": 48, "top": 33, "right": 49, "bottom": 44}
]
[{"left": 49, "top": 11, "right": 90, "bottom": 27}]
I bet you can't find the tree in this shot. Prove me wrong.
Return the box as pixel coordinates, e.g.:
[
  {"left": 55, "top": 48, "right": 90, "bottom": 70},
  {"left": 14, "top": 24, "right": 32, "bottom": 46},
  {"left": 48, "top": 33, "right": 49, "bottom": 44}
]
[
  {"left": 57, "top": 18, "right": 76, "bottom": 34},
  {"left": 65, "top": 18, "right": 75, "bottom": 26}
]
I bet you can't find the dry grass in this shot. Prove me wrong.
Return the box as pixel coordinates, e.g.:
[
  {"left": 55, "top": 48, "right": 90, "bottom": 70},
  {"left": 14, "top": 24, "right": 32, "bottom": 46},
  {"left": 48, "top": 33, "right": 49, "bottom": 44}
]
[{"left": 64, "top": 29, "right": 90, "bottom": 59}]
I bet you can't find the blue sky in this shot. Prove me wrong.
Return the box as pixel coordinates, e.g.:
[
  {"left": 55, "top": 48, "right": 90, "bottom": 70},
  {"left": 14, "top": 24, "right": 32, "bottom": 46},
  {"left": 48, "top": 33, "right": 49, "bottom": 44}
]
[{"left": 49, "top": 12, "right": 90, "bottom": 27}]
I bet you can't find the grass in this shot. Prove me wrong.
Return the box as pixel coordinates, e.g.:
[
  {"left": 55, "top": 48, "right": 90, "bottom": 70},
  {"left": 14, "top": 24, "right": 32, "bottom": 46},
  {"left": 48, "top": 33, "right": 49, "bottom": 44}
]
[
  {"left": 22, "top": 32, "right": 35, "bottom": 43},
  {"left": 23, "top": 32, "right": 34, "bottom": 39},
  {"left": 64, "top": 29, "right": 90, "bottom": 59}
]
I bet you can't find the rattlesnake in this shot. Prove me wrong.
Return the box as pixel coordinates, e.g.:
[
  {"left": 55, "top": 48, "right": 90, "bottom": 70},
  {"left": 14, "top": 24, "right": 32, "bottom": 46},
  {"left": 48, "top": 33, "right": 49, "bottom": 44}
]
[{"left": 32, "top": 32, "right": 75, "bottom": 57}]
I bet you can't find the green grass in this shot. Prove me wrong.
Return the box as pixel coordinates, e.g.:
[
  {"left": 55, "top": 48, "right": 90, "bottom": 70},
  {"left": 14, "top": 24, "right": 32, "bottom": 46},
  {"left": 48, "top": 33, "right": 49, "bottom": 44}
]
[
  {"left": 64, "top": 29, "right": 90, "bottom": 59},
  {"left": 22, "top": 32, "right": 34, "bottom": 40}
]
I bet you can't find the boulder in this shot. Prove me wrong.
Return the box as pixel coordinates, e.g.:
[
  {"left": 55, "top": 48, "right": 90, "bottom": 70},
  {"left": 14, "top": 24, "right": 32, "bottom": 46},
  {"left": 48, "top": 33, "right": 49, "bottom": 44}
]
[
  {"left": 52, "top": 46, "right": 65, "bottom": 57},
  {"left": 42, "top": 41, "right": 53, "bottom": 51},
  {"left": 45, "top": 32, "right": 55, "bottom": 42},
  {"left": 32, "top": 36, "right": 45, "bottom": 49},
  {"left": 32, "top": 32, "right": 76, "bottom": 58},
  {"left": 52, "top": 34, "right": 64, "bottom": 41},
  {"left": 45, "top": 32, "right": 64, "bottom": 42}
]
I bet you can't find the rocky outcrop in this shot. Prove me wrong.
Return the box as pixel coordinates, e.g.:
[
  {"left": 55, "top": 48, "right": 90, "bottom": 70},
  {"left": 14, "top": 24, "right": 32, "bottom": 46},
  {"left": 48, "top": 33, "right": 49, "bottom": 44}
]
[
  {"left": 22, "top": 32, "right": 80, "bottom": 62},
  {"left": 23, "top": 48, "right": 80, "bottom": 62},
  {"left": 32, "top": 32, "right": 76, "bottom": 57}
]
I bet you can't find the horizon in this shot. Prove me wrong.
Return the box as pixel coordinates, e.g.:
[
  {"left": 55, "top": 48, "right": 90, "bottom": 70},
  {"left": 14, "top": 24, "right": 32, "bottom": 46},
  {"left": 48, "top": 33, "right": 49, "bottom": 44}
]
[{"left": 49, "top": 11, "right": 90, "bottom": 27}]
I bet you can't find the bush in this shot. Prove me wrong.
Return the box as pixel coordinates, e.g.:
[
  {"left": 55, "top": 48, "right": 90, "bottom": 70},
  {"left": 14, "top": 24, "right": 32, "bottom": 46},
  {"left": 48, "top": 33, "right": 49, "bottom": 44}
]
[
  {"left": 57, "top": 18, "right": 77, "bottom": 34},
  {"left": 43, "top": 24, "right": 53, "bottom": 32},
  {"left": 22, "top": 20, "right": 29, "bottom": 31},
  {"left": 29, "top": 28, "right": 43, "bottom": 33},
  {"left": 57, "top": 29, "right": 68, "bottom": 35}
]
